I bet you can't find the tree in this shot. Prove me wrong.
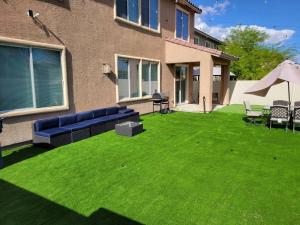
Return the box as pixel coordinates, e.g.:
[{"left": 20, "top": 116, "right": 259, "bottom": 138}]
[{"left": 221, "top": 27, "right": 296, "bottom": 80}]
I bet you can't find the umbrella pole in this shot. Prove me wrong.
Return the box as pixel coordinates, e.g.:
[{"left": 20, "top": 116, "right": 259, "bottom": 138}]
[{"left": 288, "top": 81, "right": 291, "bottom": 110}]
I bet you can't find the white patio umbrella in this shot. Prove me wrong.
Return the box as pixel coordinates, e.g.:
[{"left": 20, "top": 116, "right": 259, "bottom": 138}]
[{"left": 245, "top": 60, "right": 300, "bottom": 108}]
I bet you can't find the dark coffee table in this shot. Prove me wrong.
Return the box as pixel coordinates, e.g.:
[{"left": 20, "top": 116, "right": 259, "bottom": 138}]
[{"left": 115, "top": 121, "right": 143, "bottom": 137}]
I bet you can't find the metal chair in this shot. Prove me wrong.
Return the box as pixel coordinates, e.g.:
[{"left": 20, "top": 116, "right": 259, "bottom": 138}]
[
  {"left": 269, "top": 106, "right": 290, "bottom": 131},
  {"left": 273, "top": 100, "right": 289, "bottom": 107},
  {"left": 243, "top": 101, "right": 263, "bottom": 124},
  {"left": 293, "top": 102, "right": 300, "bottom": 133},
  {"left": 294, "top": 101, "right": 300, "bottom": 108}
]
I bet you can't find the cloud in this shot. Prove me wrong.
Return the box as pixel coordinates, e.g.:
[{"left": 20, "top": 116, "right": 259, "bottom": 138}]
[
  {"left": 195, "top": 1, "right": 295, "bottom": 45},
  {"left": 199, "top": 0, "right": 230, "bottom": 16}
]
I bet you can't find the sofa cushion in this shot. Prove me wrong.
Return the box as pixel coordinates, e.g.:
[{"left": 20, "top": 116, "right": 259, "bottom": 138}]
[
  {"left": 77, "top": 111, "right": 93, "bottom": 122},
  {"left": 108, "top": 111, "right": 139, "bottom": 121},
  {"left": 84, "top": 117, "right": 107, "bottom": 127},
  {"left": 59, "top": 115, "right": 77, "bottom": 127},
  {"left": 61, "top": 121, "right": 91, "bottom": 132},
  {"left": 119, "top": 106, "right": 127, "bottom": 111},
  {"left": 119, "top": 108, "right": 134, "bottom": 114},
  {"left": 92, "top": 109, "right": 107, "bottom": 118},
  {"left": 35, "top": 117, "right": 59, "bottom": 132},
  {"left": 106, "top": 107, "right": 119, "bottom": 115},
  {"left": 35, "top": 127, "right": 70, "bottom": 138},
  {"left": 107, "top": 114, "right": 125, "bottom": 121}
]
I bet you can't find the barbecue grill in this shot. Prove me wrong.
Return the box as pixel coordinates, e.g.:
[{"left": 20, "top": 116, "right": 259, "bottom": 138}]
[{"left": 151, "top": 92, "right": 170, "bottom": 114}]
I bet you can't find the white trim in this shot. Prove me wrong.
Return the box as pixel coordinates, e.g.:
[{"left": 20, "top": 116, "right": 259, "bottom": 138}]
[
  {"left": 138, "top": 59, "right": 142, "bottom": 98},
  {"left": 0, "top": 36, "right": 69, "bottom": 118},
  {"left": 174, "top": 5, "right": 190, "bottom": 42},
  {"left": 114, "top": 0, "right": 161, "bottom": 34},
  {"left": 0, "top": 36, "right": 64, "bottom": 50},
  {"left": 115, "top": 53, "right": 160, "bottom": 103},
  {"left": 29, "top": 48, "right": 37, "bottom": 108}
]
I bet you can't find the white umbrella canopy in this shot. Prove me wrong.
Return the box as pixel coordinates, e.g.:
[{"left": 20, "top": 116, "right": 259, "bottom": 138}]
[{"left": 245, "top": 60, "right": 300, "bottom": 104}]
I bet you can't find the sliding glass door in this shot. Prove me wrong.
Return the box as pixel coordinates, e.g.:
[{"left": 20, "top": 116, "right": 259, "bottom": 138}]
[{"left": 175, "top": 65, "right": 188, "bottom": 105}]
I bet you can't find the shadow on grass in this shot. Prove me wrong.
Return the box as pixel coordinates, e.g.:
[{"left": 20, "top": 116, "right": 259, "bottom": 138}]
[
  {"left": 0, "top": 179, "right": 143, "bottom": 225},
  {"left": 2, "top": 145, "right": 53, "bottom": 168}
]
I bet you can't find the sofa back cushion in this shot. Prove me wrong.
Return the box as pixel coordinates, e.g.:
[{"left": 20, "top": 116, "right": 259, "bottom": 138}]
[
  {"left": 59, "top": 114, "right": 77, "bottom": 127},
  {"left": 35, "top": 117, "right": 59, "bottom": 132},
  {"left": 93, "top": 109, "right": 107, "bottom": 118},
  {"left": 77, "top": 111, "right": 93, "bottom": 122},
  {"left": 106, "top": 107, "right": 119, "bottom": 115}
]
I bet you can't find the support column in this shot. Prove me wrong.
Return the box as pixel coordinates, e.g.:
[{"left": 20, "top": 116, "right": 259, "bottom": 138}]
[
  {"left": 199, "top": 56, "right": 214, "bottom": 112},
  {"left": 220, "top": 64, "right": 230, "bottom": 105},
  {"left": 188, "top": 64, "right": 193, "bottom": 104}
]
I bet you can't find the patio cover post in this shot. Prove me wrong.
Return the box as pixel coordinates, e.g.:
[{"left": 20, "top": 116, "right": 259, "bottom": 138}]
[
  {"left": 220, "top": 64, "right": 230, "bottom": 105},
  {"left": 199, "top": 56, "right": 214, "bottom": 112}
]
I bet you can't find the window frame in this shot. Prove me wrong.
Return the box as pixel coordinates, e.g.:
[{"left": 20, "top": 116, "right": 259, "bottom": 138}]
[
  {"left": 175, "top": 6, "right": 190, "bottom": 41},
  {"left": 115, "top": 54, "right": 160, "bottom": 103},
  {"left": 114, "top": 0, "right": 161, "bottom": 34},
  {"left": 194, "top": 36, "right": 200, "bottom": 45},
  {"left": 0, "top": 36, "right": 69, "bottom": 118}
]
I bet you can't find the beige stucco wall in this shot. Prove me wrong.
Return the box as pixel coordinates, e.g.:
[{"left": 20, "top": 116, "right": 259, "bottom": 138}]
[
  {"left": 229, "top": 81, "right": 300, "bottom": 105},
  {"left": 213, "top": 80, "right": 300, "bottom": 105},
  {"left": 0, "top": 0, "right": 196, "bottom": 146}
]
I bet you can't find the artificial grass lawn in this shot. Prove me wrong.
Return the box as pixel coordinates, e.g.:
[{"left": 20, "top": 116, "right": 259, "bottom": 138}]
[{"left": 0, "top": 105, "right": 300, "bottom": 225}]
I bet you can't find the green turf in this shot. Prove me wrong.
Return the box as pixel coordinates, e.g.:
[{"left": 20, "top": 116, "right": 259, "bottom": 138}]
[{"left": 1, "top": 105, "right": 299, "bottom": 225}]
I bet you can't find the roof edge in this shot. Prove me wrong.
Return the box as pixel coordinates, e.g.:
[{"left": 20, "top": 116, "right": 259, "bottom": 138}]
[{"left": 176, "top": 0, "right": 202, "bottom": 14}]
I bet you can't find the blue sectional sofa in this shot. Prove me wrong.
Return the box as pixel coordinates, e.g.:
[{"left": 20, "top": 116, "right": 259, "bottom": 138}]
[{"left": 33, "top": 106, "right": 139, "bottom": 147}]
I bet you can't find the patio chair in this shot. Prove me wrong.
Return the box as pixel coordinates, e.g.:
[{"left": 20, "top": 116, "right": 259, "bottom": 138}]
[
  {"left": 273, "top": 100, "right": 289, "bottom": 107},
  {"left": 294, "top": 101, "right": 300, "bottom": 108},
  {"left": 269, "top": 105, "right": 290, "bottom": 131},
  {"left": 292, "top": 101, "right": 300, "bottom": 133},
  {"left": 243, "top": 101, "right": 263, "bottom": 124}
]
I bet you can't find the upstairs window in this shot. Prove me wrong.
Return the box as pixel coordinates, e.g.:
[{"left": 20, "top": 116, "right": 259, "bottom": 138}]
[
  {"left": 116, "top": 0, "right": 139, "bottom": 23},
  {"left": 116, "top": 0, "right": 159, "bottom": 31},
  {"left": 176, "top": 8, "right": 189, "bottom": 40}
]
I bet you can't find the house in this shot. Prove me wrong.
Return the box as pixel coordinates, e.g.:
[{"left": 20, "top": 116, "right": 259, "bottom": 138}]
[
  {"left": 194, "top": 28, "right": 223, "bottom": 50},
  {"left": 0, "top": 0, "right": 237, "bottom": 147}
]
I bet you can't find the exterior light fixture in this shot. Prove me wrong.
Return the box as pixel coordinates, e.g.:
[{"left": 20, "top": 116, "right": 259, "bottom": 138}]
[{"left": 102, "top": 64, "right": 112, "bottom": 74}]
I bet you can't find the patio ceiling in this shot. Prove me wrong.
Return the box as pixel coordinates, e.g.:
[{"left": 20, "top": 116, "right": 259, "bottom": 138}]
[{"left": 165, "top": 38, "right": 238, "bottom": 64}]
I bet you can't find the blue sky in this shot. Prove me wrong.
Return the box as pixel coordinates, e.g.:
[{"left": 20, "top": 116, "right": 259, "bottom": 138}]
[{"left": 191, "top": 0, "right": 300, "bottom": 62}]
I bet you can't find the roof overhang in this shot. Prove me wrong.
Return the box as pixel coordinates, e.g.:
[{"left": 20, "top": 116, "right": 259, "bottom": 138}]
[
  {"left": 175, "top": 0, "right": 202, "bottom": 14},
  {"left": 165, "top": 38, "right": 239, "bottom": 64}
]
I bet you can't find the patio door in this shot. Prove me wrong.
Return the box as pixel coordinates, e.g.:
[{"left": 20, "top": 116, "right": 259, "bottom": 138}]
[{"left": 175, "top": 65, "right": 188, "bottom": 105}]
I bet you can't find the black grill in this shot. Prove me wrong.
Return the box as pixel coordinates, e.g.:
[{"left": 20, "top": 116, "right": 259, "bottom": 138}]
[{"left": 151, "top": 92, "right": 170, "bottom": 113}]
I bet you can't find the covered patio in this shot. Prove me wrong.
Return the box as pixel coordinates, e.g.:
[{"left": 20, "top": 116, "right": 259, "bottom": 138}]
[{"left": 165, "top": 38, "right": 238, "bottom": 112}]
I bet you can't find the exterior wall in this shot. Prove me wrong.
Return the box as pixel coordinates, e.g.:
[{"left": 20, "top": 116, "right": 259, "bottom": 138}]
[
  {"left": 213, "top": 80, "right": 300, "bottom": 105},
  {"left": 0, "top": 0, "right": 196, "bottom": 146}
]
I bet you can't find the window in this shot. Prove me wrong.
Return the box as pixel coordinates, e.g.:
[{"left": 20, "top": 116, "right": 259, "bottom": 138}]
[
  {"left": 116, "top": 0, "right": 139, "bottom": 23},
  {"left": 0, "top": 44, "right": 65, "bottom": 113},
  {"left": 117, "top": 56, "right": 159, "bottom": 101},
  {"left": 176, "top": 8, "right": 189, "bottom": 40},
  {"left": 194, "top": 36, "right": 200, "bottom": 45},
  {"left": 142, "top": 61, "right": 158, "bottom": 96},
  {"left": 205, "top": 41, "right": 209, "bottom": 48},
  {"left": 116, "top": 0, "right": 159, "bottom": 31}
]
